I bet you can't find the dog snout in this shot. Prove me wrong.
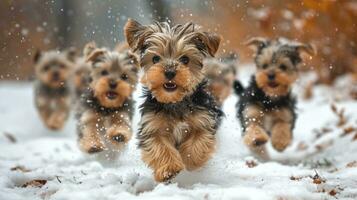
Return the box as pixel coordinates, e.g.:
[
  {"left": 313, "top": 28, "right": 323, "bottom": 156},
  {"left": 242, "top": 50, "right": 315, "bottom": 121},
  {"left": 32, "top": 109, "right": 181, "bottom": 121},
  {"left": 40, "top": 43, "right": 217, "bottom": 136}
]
[
  {"left": 267, "top": 72, "right": 275, "bottom": 81},
  {"left": 52, "top": 71, "right": 60, "bottom": 81},
  {"left": 109, "top": 79, "right": 117, "bottom": 89},
  {"left": 164, "top": 69, "right": 176, "bottom": 80}
]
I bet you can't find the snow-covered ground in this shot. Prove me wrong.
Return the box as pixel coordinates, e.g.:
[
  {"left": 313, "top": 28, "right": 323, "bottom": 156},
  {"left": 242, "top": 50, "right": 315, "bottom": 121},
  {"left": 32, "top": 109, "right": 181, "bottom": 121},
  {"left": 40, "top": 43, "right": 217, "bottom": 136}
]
[{"left": 0, "top": 66, "right": 356, "bottom": 200}]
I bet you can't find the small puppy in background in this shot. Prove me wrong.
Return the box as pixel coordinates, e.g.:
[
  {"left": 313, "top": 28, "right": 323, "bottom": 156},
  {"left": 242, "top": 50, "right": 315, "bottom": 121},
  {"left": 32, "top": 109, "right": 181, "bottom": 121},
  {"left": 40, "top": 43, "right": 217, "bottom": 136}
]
[
  {"left": 34, "top": 49, "right": 76, "bottom": 130},
  {"left": 72, "top": 53, "right": 92, "bottom": 100},
  {"left": 71, "top": 42, "right": 96, "bottom": 118},
  {"left": 204, "top": 53, "right": 238, "bottom": 106},
  {"left": 124, "top": 19, "right": 223, "bottom": 182},
  {"left": 235, "top": 37, "right": 315, "bottom": 155},
  {"left": 76, "top": 42, "right": 138, "bottom": 154}
]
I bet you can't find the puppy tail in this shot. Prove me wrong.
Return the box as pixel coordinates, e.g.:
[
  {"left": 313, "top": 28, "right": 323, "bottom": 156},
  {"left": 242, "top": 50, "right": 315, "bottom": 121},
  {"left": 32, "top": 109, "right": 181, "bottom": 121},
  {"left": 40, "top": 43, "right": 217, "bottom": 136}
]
[{"left": 233, "top": 80, "right": 244, "bottom": 95}]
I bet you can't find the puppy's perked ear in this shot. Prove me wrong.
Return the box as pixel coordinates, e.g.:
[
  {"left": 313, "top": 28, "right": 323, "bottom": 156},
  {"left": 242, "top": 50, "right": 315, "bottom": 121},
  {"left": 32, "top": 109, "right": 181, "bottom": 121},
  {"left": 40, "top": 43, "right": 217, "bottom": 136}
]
[
  {"left": 86, "top": 49, "right": 106, "bottom": 65},
  {"left": 124, "top": 19, "right": 150, "bottom": 52},
  {"left": 245, "top": 37, "right": 268, "bottom": 52},
  {"left": 65, "top": 47, "right": 77, "bottom": 62},
  {"left": 192, "top": 32, "right": 221, "bottom": 57},
  {"left": 83, "top": 41, "right": 97, "bottom": 57},
  {"left": 294, "top": 43, "right": 316, "bottom": 56},
  {"left": 34, "top": 49, "right": 42, "bottom": 63}
]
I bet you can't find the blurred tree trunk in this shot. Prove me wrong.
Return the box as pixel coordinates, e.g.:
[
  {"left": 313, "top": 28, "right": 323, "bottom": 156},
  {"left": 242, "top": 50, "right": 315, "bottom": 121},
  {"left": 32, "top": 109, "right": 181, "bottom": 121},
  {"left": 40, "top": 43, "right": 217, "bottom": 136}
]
[{"left": 56, "top": 0, "right": 75, "bottom": 48}]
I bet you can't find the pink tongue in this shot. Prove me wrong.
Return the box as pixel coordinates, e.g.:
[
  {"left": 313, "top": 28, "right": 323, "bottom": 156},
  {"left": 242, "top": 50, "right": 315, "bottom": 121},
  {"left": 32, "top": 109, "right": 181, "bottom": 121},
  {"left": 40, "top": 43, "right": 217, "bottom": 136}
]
[{"left": 106, "top": 91, "right": 118, "bottom": 99}]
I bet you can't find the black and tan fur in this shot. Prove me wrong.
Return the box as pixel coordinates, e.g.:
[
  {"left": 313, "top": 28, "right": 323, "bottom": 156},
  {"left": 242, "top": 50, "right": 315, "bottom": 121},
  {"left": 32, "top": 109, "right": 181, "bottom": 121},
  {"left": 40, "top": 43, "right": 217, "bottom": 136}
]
[
  {"left": 124, "top": 19, "right": 223, "bottom": 182},
  {"left": 34, "top": 49, "right": 76, "bottom": 130},
  {"left": 76, "top": 42, "right": 138, "bottom": 154},
  {"left": 204, "top": 53, "right": 238, "bottom": 106},
  {"left": 235, "top": 37, "right": 315, "bottom": 153}
]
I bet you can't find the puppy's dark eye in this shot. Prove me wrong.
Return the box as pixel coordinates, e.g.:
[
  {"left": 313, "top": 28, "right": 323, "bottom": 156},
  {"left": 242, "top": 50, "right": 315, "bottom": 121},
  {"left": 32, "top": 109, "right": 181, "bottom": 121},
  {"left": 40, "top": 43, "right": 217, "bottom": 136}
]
[
  {"left": 262, "top": 64, "right": 268, "bottom": 69},
  {"left": 280, "top": 64, "right": 287, "bottom": 71},
  {"left": 121, "top": 73, "right": 128, "bottom": 80},
  {"left": 152, "top": 55, "right": 161, "bottom": 64},
  {"left": 179, "top": 56, "right": 189, "bottom": 65},
  {"left": 101, "top": 70, "right": 109, "bottom": 76}
]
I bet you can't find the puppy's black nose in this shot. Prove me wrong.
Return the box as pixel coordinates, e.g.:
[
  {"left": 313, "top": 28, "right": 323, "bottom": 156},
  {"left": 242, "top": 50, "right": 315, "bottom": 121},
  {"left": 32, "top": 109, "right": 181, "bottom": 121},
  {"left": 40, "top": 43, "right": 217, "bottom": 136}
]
[
  {"left": 109, "top": 80, "right": 117, "bottom": 89},
  {"left": 268, "top": 73, "right": 275, "bottom": 81},
  {"left": 164, "top": 69, "right": 176, "bottom": 80},
  {"left": 52, "top": 71, "right": 60, "bottom": 80}
]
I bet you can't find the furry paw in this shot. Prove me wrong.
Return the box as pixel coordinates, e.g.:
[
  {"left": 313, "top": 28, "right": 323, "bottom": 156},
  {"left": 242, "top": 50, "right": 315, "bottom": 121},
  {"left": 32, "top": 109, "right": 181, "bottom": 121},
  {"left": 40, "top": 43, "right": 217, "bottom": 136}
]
[
  {"left": 46, "top": 113, "right": 66, "bottom": 130},
  {"left": 271, "top": 123, "right": 292, "bottom": 152},
  {"left": 154, "top": 162, "right": 184, "bottom": 182},
  {"left": 243, "top": 125, "right": 269, "bottom": 148}
]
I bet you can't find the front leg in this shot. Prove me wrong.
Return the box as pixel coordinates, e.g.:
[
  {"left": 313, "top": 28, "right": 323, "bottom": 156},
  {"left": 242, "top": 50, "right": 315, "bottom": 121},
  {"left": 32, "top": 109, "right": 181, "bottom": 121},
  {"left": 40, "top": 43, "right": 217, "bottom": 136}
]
[
  {"left": 105, "top": 112, "right": 132, "bottom": 151},
  {"left": 179, "top": 130, "right": 216, "bottom": 171},
  {"left": 35, "top": 96, "right": 53, "bottom": 129},
  {"left": 78, "top": 110, "right": 105, "bottom": 153},
  {"left": 270, "top": 109, "right": 294, "bottom": 152},
  {"left": 47, "top": 97, "right": 70, "bottom": 130},
  {"left": 139, "top": 113, "right": 184, "bottom": 182},
  {"left": 241, "top": 105, "right": 269, "bottom": 148}
]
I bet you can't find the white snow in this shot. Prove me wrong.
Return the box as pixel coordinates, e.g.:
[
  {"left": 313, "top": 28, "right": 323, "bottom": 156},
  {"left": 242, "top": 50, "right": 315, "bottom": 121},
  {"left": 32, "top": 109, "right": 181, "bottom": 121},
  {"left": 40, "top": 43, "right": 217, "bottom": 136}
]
[{"left": 0, "top": 66, "right": 356, "bottom": 200}]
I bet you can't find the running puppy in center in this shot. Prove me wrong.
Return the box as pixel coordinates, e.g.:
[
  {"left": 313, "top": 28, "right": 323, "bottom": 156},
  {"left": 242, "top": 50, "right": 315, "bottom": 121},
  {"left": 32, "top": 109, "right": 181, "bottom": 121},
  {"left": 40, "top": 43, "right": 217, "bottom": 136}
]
[
  {"left": 124, "top": 19, "right": 223, "bottom": 182},
  {"left": 235, "top": 37, "right": 315, "bottom": 155}
]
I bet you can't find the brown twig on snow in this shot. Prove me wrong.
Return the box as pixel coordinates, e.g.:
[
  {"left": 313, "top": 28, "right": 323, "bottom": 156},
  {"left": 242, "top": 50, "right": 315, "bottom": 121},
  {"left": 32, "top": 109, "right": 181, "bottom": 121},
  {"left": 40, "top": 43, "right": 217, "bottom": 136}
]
[
  {"left": 341, "top": 126, "right": 355, "bottom": 137},
  {"left": 10, "top": 166, "right": 30, "bottom": 173},
  {"left": 21, "top": 179, "right": 47, "bottom": 188},
  {"left": 245, "top": 160, "right": 258, "bottom": 168},
  {"left": 330, "top": 104, "right": 347, "bottom": 127},
  {"left": 313, "top": 127, "right": 333, "bottom": 139},
  {"left": 310, "top": 170, "right": 326, "bottom": 184},
  {"left": 346, "top": 161, "right": 357, "bottom": 168},
  {"left": 3, "top": 132, "right": 17, "bottom": 143}
]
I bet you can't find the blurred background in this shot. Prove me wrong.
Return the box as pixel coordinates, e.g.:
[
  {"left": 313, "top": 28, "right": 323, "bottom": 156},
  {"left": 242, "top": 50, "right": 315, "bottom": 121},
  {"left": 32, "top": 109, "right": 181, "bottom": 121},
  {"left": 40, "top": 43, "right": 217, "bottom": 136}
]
[{"left": 1, "top": 0, "right": 356, "bottom": 85}]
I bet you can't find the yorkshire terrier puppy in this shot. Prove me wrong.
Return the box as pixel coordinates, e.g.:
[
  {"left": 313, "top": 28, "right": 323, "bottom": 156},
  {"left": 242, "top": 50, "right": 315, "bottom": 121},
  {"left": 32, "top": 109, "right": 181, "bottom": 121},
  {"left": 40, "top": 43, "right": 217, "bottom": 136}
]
[
  {"left": 34, "top": 49, "right": 76, "bottom": 130},
  {"left": 204, "top": 53, "right": 238, "bottom": 106},
  {"left": 234, "top": 37, "right": 315, "bottom": 154},
  {"left": 72, "top": 59, "right": 91, "bottom": 100},
  {"left": 71, "top": 42, "right": 97, "bottom": 118},
  {"left": 124, "top": 19, "right": 223, "bottom": 182},
  {"left": 76, "top": 42, "right": 138, "bottom": 154}
]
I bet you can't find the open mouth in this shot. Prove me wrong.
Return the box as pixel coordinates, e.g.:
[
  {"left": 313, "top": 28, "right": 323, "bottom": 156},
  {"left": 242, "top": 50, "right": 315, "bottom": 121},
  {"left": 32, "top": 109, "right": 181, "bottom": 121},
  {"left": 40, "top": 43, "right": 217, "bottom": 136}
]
[
  {"left": 52, "top": 76, "right": 61, "bottom": 82},
  {"left": 106, "top": 91, "right": 118, "bottom": 100},
  {"left": 163, "top": 82, "right": 177, "bottom": 92},
  {"left": 268, "top": 82, "right": 279, "bottom": 88}
]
